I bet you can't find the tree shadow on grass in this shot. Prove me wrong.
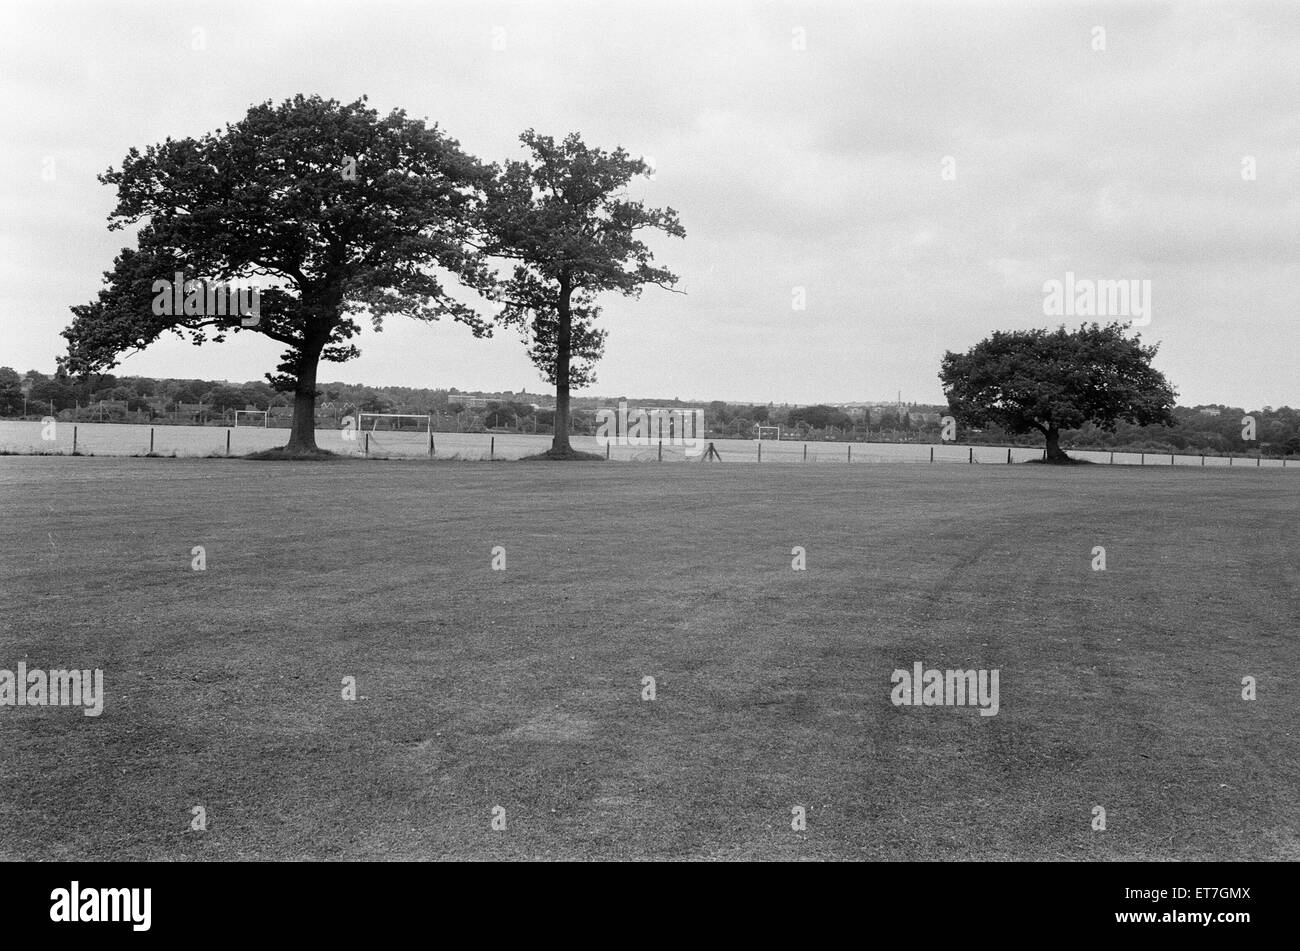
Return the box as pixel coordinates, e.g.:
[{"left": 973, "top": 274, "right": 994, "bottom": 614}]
[
  {"left": 520, "top": 447, "right": 606, "bottom": 462},
  {"left": 243, "top": 447, "right": 346, "bottom": 462}
]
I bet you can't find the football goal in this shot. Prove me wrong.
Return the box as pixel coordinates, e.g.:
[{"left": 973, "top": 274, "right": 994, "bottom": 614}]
[
  {"left": 358, "top": 412, "right": 432, "bottom": 433},
  {"left": 233, "top": 410, "right": 269, "bottom": 427},
  {"left": 755, "top": 424, "right": 780, "bottom": 441}
]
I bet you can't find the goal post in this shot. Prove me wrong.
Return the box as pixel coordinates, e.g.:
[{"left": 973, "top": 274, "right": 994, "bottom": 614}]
[
  {"left": 233, "top": 410, "right": 269, "bottom": 427},
  {"left": 354, "top": 412, "right": 435, "bottom": 458},
  {"left": 357, "top": 412, "right": 432, "bottom": 433},
  {"left": 755, "top": 424, "right": 780, "bottom": 441}
]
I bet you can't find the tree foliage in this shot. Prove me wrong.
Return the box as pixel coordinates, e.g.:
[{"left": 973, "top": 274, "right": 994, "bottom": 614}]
[
  {"left": 481, "top": 130, "right": 684, "bottom": 454},
  {"left": 787, "top": 404, "right": 853, "bottom": 430},
  {"left": 939, "top": 322, "right": 1176, "bottom": 461},
  {"left": 0, "top": 368, "right": 24, "bottom": 416},
  {"left": 62, "top": 94, "right": 493, "bottom": 452}
]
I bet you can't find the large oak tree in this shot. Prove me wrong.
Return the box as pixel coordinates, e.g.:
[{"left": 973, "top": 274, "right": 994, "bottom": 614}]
[
  {"left": 939, "top": 322, "right": 1177, "bottom": 462},
  {"left": 62, "top": 94, "right": 492, "bottom": 454},
  {"left": 481, "top": 131, "right": 684, "bottom": 458}
]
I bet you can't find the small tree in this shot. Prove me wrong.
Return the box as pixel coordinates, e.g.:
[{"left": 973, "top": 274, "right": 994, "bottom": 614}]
[
  {"left": 0, "top": 368, "right": 24, "bottom": 417},
  {"left": 939, "top": 322, "right": 1176, "bottom": 462},
  {"left": 61, "top": 94, "right": 493, "bottom": 455},
  {"left": 482, "top": 131, "right": 684, "bottom": 458},
  {"left": 29, "top": 378, "right": 75, "bottom": 414}
]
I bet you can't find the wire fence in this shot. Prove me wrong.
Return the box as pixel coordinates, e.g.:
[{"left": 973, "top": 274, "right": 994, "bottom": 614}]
[{"left": 1, "top": 420, "right": 1294, "bottom": 469}]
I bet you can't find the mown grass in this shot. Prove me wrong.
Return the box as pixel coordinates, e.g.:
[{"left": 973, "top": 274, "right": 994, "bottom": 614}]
[{"left": 0, "top": 457, "right": 1296, "bottom": 860}]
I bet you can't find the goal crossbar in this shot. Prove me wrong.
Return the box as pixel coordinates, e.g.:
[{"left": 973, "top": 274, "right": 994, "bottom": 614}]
[
  {"left": 233, "top": 410, "right": 269, "bottom": 427},
  {"left": 357, "top": 412, "right": 432, "bottom": 432}
]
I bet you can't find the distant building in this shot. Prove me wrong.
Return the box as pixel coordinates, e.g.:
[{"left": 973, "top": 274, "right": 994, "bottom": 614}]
[{"left": 1199, "top": 407, "right": 1222, "bottom": 416}]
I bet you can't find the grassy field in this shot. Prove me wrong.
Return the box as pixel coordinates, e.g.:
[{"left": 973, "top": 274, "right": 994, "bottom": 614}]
[{"left": 0, "top": 456, "right": 1296, "bottom": 860}]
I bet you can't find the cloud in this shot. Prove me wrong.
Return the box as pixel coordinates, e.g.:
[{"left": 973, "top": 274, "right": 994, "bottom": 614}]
[{"left": 0, "top": 0, "right": 1296, "bottom": 406}]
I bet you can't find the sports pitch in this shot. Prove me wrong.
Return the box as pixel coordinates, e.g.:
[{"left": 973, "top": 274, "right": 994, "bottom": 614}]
[{"left": 1, "top": 457, "right": 1296, "bottom": 860}]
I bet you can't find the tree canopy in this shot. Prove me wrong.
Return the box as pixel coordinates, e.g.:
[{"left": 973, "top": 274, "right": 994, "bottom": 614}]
[
  {"left": 62, "top": 94, "right": 494, "bottom": 453},
  {"left": 481, "top": 130, "right": 684, "bottom": 457},
  {"left": 939, "top": 322, "right": 1176, "bottom": 462},
  {"left": 787, "top": 404, "right": 853, "bottom": 431}
]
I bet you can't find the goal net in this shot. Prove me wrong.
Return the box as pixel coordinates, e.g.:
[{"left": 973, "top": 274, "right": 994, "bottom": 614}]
[
  {"left": 755, "top": 425, "right": 780, "bottom": 441},
  {"left": 357, "top": 413, "right": 432, "bottom": 433},
  {"left": 234, "top": 410, "right": 268, "bottom": 427}
]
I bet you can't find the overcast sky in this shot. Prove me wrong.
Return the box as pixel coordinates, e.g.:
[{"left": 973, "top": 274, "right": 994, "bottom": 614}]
[{"left": 1, "top": 1, "right": 1296, "bottom": 407}]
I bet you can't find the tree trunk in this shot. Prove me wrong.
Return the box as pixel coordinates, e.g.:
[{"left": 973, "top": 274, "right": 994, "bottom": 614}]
[
  {"left": 1044, "top": 426, "right": 1069, "bottom": 463},
  {"left": 285, "top": 337, "right": 326, "bottom": 454},
  {"left": 551, "top": 274, "right": 573, "bottom": 455}
]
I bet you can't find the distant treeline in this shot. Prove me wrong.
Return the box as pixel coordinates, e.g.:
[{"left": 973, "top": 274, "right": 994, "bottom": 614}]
[
  {"left": 697, "top": 400, "right": 1299, "bottom": 456},
  {"left": 1, "top": 369, "right": 559, "bottom": 427},
  {"left": 2, "top": 368, "right": 1296, "bottom": 455},
  {"left": 0, "top": 368, "right": 621, "bottom": 434}
]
